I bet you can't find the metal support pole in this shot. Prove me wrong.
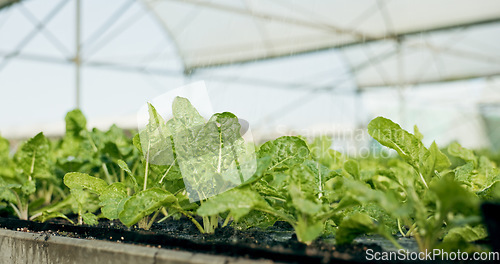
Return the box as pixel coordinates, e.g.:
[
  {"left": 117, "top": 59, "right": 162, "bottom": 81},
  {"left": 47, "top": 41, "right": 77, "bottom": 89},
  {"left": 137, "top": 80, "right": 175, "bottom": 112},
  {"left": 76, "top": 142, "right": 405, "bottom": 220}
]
[
  {"left": 397, "top": 38, "right": 405, "bottom": 126},
  {"left": 354, "top": 87, "right": 363, "bottom": 155},
  {"left": 75, "top": 0, "right": 81, "bottom": 109}
]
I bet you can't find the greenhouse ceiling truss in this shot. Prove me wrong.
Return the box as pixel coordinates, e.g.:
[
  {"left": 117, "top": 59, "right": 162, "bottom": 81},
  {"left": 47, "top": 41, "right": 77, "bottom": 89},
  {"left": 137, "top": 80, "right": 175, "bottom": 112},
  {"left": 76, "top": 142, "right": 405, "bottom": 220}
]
[{"left": 0, "top": 0, "right": 499, "bottom": 110}]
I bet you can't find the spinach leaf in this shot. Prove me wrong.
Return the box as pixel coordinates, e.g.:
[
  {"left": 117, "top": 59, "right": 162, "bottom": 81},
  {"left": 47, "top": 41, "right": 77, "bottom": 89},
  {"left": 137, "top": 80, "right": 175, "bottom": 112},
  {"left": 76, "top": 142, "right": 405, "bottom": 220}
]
[{"left": 119, "top": 188, "right": 177, "bottom": 228}]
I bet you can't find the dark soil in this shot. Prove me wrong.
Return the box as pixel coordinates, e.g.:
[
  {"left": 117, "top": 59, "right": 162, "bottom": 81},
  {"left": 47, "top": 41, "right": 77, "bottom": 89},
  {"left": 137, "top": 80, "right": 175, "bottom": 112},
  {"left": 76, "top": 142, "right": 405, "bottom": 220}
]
[
  {"left": 0, "top": 216, "right": 396, "bottom": 264},
  {"left": 1, "top": 215, "right": 491, "bottom": 264}
]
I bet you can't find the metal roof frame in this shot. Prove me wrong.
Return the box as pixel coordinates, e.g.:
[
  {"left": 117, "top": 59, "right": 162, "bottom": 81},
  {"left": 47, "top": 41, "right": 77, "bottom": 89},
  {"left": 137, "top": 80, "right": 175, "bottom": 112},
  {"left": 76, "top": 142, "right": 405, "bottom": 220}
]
[{"left": 1, "top": 0, "right": 500, "bottom": 112}]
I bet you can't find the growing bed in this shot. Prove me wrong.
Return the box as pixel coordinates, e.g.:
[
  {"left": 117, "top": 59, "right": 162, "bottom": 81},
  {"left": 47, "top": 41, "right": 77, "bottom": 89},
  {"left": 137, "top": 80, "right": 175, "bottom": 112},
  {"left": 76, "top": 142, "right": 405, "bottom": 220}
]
[{"left": 1, "top": 97, "right": 499, "bottom": 263}]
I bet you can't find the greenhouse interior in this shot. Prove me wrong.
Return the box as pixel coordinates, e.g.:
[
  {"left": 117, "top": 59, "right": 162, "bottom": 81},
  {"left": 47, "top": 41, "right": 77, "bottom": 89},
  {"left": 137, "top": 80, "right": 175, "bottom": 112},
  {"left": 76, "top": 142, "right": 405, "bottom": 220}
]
[{"left": 1, "top": 0, "right": 500, "bottom": 263}]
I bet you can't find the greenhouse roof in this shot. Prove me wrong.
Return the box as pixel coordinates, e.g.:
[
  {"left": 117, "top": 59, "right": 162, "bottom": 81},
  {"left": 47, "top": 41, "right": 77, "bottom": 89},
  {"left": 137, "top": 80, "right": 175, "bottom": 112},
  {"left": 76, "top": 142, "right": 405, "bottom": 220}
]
[
  {"left": 145, "top": 0, "right": 500, "bottom": 87},
  {"left": 1, "top": 0, "right": 499, "bottom": 149},
  {"left": 2, "top": 0, "right": 500, "bottom": 88}
]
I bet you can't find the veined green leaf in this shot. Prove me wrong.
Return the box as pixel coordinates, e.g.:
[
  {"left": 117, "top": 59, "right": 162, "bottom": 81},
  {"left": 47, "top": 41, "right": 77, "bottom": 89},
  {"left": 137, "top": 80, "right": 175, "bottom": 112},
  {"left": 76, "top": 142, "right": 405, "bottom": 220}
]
[
  {"left": 338, "top": 179, "right": 408, "bottom": 217},
  {"left": 288, "top": 163, "right": 323, "bottom": 204},
  {"left": 336, "top": 213, "right": 377, "bottom": 245},
  {"left": 429, "top": 177, "right": 479, "bottom": 216},
  {"left": 116, "top": 159, "right": 132, "bottom": 176},
  {"left": 443, "top": 225, "right": 487, "bottom": 243},
  {"left": 99, "top": 182, "right": 129, "bottom": 220},
  {"left": 119, "top": 188, "right": 177, "bottom": 227},
  {"left": 421, "top": 141, "right": 451, "bottom": 182},
  {"left": 294, "top": 220, "right": 323, "bottom": 245},
  {"left": 290, "top": 195, "right": 322, "bottom": 214},
  {"left": 447, "top": 142, "right": 478, "bottom": 167},
  {"left": 454, "top": 162, "right": 475, "bottom": 183},
  {"left": 21, "top": 180, "right": 36, "bottom": 196},
  {"left": 368, "top": 117, "right": 429, "bottom": 170},
  {"left": 478, "top": 156, "right": 500, "bottom": 188},
  {"left": 35, "top": 211, "right": 74, "bottom": 224},
  {"left": 132, "top": 133, "right": 142, "bottom": 155},
  {"left": 69, "top": 188, "right": 100, "bottom": 213},
  {"left": 209, "top": 112, "right": 241, "bottom": 145},
  {"left": 258, "top": 136, "right": 310, "bottom": 170},
  {"left": 477, "top": 181, "right": 500, "bottom": 200},
  {"left": 368, "top": 117, "right": 433, "bottom": 188},
  {"left": 167, "top": 98, "right": 257, "bottom": 201},
  {"left": 240, "top": 156, "right": 272, "bottom": 186},
  {"left": 414, "top": 125, "right": 424, "bottom": 141},
  {"left": 82, "top": 212, "right": 98, "bottom": 226},
  {"left": 14, "top": 133, "right": 51, "bottom": 179},
  {"left": 63, "top": 172, "right": 108, "bottom": 194},
  {"left": 344, "top": 160, "right": 360, "bottom": 179},
  {"left": 233, "top": 210, "right": 278, "bottom": 229},
  {"left": 197, "top": 187, "right": 271, "bottom": 221},
  {"left": 172, "top": 96, "right": 206, "bottom": 129},
  {"left": 0, "top": 177, "right": 18, "bottom": 203},
  {"left": 139, "top": 103, "right": 175, "bottom": 165},
  {"left": 309, "top": 136, "right": 333, "bottom": 165},
  {"left": 438, "top": 224, "right": 487, "bottom": 252},
  {"left": 428, "top": 142, "right": 451, "bottom": 171},
  {"left": 65, "top": 109, "right": 87, "bottom": 137},
  {"left": 0, "top": 135, "right": 14, "bottom": 178}
]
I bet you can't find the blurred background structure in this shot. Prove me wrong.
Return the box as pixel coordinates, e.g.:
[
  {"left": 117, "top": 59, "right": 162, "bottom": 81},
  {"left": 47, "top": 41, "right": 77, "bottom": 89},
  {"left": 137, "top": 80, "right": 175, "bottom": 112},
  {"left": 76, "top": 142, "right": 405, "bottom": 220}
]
[{"left": 1, "top": 0, "right": 500, "bottom": 153}]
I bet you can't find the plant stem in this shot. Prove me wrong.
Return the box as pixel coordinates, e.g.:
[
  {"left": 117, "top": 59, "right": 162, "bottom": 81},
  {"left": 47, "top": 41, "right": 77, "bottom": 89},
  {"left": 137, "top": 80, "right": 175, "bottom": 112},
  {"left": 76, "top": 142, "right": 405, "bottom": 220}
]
[
  {"left": 78, "top": 207, "right": 83, "bottom": 225},
  {"left": 415, "top": 167, "right": 428, "bottom": 189},
  {"left": 29, "top": 212, "right": 43, "bottom": 221},
  {"left": 202, "top": 214, "right": 219, "bottom": 234},
  {"left": 146, "top": 210, "right": 161, "bottom": 230},
  {"left": 222, "top": 214, "right": 232, "bottom": 228},
  {"left": 159, "top": 158, "right": 176, "bottom": 184},
  {"left": 264, "top": 196, "right": 286, "bottom": 203},
  {"left": 44, "top": 183, "right": 54, "bottom": 205},
  {"left": 256, "top": 207, "right": 295, "bottom": 224},
  {"left": 10, "top": 191, "right": 28, "bottom": 220},
  {"left": 144, "top": 142, "right": 150, "bottom": 191},
  {"left": 203, "top": 216, "right": 210, "bottom": 233},
  {"left": 29, "top": 149, "right": 36, "bottom": 181},
  {"left": 405, "top": 223, "right": 417, "bottom": 237},
  {"left": 131, "top": 159, "right": 139, "bottom": 176},
  {"left": 175, "top": 207, "right": 205, "bottom": 233},
  {"left": 138, "top": 218, "right": 148, "bottom": 229},
  {"left": 20, "top": 204, "right": 28, "bottom": 221},
  {"left": 210, "top": 215, "right": 218, "bottom": 232},
  {"left": 101, "top": 163, "right": 113, "bottom": 184},
  {"left": 8, "top": 202, "right": 22, "bottom": 220},
  {"left": 397, "top": 218, "right": 406, "bottom": 237},
  {"left": 158, "top": 208, "right": 170, "bottom": 223}
]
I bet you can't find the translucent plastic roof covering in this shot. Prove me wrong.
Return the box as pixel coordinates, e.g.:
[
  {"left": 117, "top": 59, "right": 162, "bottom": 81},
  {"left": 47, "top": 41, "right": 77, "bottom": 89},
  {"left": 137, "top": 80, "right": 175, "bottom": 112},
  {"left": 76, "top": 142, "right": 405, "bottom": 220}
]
[
  {"left": 0, "top": 0, "right": 499, "bottom": 150},
  {"left": 341, "top": 23, "right": 500, "bottom": 88},
  {"left": 144, "top": 0, "right": 500, "bottom": 87}
]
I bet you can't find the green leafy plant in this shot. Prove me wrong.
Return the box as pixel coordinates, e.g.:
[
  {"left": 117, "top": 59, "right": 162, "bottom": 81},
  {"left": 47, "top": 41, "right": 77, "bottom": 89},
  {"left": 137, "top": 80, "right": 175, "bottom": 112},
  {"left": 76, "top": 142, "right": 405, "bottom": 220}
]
[
  {"left": 351, "top": 117, "right": 488, "bottom": 251},
  {"left": 0, "top": 133, "right": 51, "bottom": 220},
  {"left": 63, "top": 171, "right": 178, "bottom": 229},
  {"left": 0, "top": 100, "right": 496, "bottom": 253},
  {"left": 136, "top": 97, "right": 258, "bottom": 234},
  {"left": 198, "top": 136, "right": 350, "bottom": 244}
]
